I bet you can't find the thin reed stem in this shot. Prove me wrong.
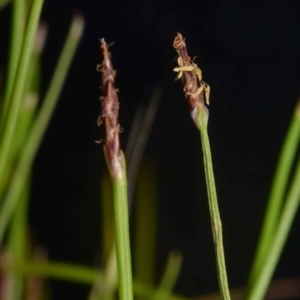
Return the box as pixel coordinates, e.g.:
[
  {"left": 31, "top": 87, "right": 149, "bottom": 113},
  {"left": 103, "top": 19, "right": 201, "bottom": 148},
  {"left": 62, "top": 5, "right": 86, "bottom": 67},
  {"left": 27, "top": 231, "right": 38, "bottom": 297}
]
[
  {"left": 197, "top": 106, "right": 231, "bottom": 300},
  {"left": 98, "top": 39, "right": 133, "bottom": 300},
  {"left": 173, "top": 33, "right": 231, "bottom": 300}
]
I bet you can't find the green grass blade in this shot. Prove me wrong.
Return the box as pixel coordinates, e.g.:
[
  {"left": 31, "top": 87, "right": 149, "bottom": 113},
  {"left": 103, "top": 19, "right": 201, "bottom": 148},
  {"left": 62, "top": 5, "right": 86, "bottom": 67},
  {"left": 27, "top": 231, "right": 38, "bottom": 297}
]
[
  {"left": 0, "top": 93, "right": 39, "bottom": 198},
  {"left": 246, "top": 101, "right": 300, "bottom": 293},
  {"left": 153, "top": 250, "right": 183, "bottom": 300},
  {"left": 0, "top": 13, "right": 84, "bottom": 244},
  {"left": 7, "top": 39, "right": 41, "bottom": 290},
  {"left": 246, "top": 154, "right": 300, "bottom": 300},
  {"left": 5, "top": 260, "right": 188, "bottom": 300},
  {"left": 0, "top": 0, "right": 44, "bottom": 188},
  {"left": 0, "top": 24, "right": 44, "bottom": 199},
  {"left": 0, "top": 0, "right": 27, "bottom": 131},
  {"left": 9, "top": 261, "right": 101, "bottom": 284}
]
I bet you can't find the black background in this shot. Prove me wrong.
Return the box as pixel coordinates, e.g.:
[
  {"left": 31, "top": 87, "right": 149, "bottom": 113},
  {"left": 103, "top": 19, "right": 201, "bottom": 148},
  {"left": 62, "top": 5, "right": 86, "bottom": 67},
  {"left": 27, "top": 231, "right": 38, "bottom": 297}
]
[{"left": 1, "top": 0, "right": 300, "bottom": 299}]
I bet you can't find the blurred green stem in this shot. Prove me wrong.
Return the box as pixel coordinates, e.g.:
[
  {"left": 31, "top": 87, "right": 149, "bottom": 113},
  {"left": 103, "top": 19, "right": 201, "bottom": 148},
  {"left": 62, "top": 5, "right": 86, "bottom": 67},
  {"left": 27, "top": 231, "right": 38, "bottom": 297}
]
[
  {"left": 6, "top": 260, "right": 188, "bottom": 300},
  {"left": 246, "top": 155, "right": 300, "bottom": 300},
  {"left": 153, "top": 251, "right": 182, "bottom": 300},
  {"left": 0, "top": 0, "right": 26, "bottom": 130},
  {"left": 246, "top": 103, "right": 300, "bottom": 300},
  {"left": 0, "top": 0, "right": 44, "bottom": 192},
  {"left": 0, "top": 14, "right": 84, "bottom": 244},
  {"left": 7, "top": 177, "right": 30, "bottom": 300},
  {"left": 0, "top": 23, "right": 43, "bottom": 200},
  {"left": 246, "top": 101, "right": 300, "bottom": 294}
]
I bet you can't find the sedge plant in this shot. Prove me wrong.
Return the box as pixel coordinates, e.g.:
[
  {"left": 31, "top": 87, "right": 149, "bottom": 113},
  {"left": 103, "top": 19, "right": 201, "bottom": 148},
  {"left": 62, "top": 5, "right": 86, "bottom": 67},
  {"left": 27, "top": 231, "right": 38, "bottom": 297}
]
[
  {"left": 97, "top": 39, "right": 134, "bottom": 300},
  {"left": 1, "top": 3, "right": 300, "bottom": 297},
  {"left": 173, "top": 33, "right": 231, "bottom": 300}
]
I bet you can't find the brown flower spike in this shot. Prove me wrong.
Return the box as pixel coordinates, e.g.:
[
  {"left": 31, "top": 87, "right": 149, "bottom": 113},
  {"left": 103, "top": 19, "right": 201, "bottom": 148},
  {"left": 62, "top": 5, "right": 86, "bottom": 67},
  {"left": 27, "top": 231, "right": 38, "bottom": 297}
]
[
  {"left": 173, "top": 33, "right": 210, "bottom": 128},
  {"left": 98, "top": 39, "right": 123, "bottom": 180}
]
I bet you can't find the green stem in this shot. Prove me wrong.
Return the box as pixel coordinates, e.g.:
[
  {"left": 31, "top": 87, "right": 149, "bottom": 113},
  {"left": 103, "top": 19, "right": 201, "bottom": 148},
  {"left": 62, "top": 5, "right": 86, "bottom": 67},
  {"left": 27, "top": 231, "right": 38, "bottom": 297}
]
[
  {"left": 6, "top": 260, "right": 188, "bottom": 300},
  {"left": 0, "top": 26, "right": 42, "bottom": 200},
  {"left": 0, "top": 0, "right": 26, "bottom": 131},
  {"left": 112, "top": 154, "right": 133, "bottom": 300},
  {"left": 0, "top": 14, "right": 84, "bottom": 244},
  {"left": 7, "top": 177, "right": 30, "bottom": 300},
  {"left": 195, "top": 105, "right": 231, "bottom": 300},
  {"left": 9, "top": 261, "right": 101, "bottom": 284},
  {"left": 153, "top": 251, "right": 182, "bottom": 300},
  {"left": 0, "top": 0, "right": 44, "bottom": 189},
  {"left": 246, "top": 155, "right": 300, "bottom": 300},
  {"left": 246, "top": 102, "right": 300, "bottom": 293}
]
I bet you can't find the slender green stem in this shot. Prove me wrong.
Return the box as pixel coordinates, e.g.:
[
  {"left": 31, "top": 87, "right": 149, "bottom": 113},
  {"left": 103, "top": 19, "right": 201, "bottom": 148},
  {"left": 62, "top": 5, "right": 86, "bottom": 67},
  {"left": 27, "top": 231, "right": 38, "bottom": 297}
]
[
  {"left": 153, "top": 250, "right": 182, "bottom": 300},
  {"left": 0, "top": 26, "right": 42, "bottom": 200},
  {"left": 246, "top": 155, "right": 300, "bottom": 300},
  {"left": 0, "top": 0, "right": 44, "bottom": 189},
  {"left": 112, "top": 155, "right": 133, "bottom": 300},
  {"left": 7, "top": 177, "right": 30, "bottom": 300},
  {"left": 0, "top": 14, "right": 84, "bottom": 244},
  {"left": 172, "top": 33, "right": 230, "bottom": 299},
  {"left": 246, "top": 102, "right": 300, "bottom": 293},
  {"left": 195, "top": 105, "right": 231, "bottom": 300},
  {"left": 9, "top": 260, "right": 101, "bottom": 284},
  {"left": 6, "top": 260, "right": 188, "bottom": 300},
  {"left": 0, "top": 0, "right": 26, "bottom": 131}
]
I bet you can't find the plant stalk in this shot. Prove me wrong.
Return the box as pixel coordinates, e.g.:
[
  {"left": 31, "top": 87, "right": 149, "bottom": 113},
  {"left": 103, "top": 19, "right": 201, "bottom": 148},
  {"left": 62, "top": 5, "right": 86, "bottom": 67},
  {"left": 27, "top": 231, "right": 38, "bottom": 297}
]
[
  {"left": 196, "top": 105, "right": 231, "bottom": 300},
  {"left": 172, "top": 33, "right": 231, "bottom": 300},
  {"left": 112, "top": 163, "right": 133, "bottom": 300},
  {"left": 98, "top": 39, "right": 133, "bottom": 300}
]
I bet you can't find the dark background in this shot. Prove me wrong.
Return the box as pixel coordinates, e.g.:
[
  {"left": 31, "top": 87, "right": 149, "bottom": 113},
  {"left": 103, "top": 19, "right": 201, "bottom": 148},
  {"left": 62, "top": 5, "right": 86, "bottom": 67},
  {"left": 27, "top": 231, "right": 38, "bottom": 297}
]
[{"left": 2, "top": 0, "right": 300, "bottom": 299}]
